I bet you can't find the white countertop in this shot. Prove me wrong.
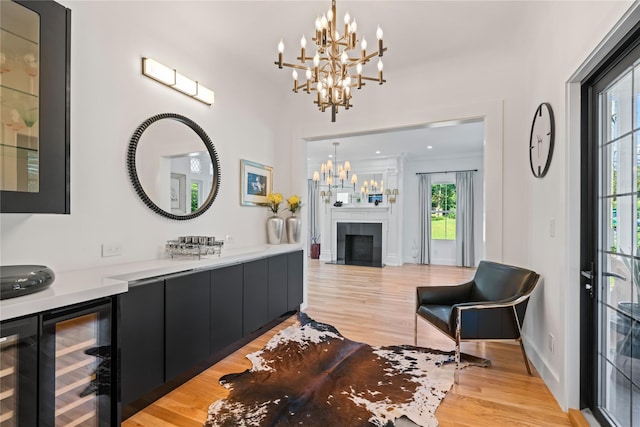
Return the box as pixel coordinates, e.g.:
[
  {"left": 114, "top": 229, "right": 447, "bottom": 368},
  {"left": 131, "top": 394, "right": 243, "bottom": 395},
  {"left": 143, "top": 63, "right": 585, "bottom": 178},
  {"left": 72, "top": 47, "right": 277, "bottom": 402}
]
[{"left": 1, "top": 244, "right": 303, "bottom": 322}]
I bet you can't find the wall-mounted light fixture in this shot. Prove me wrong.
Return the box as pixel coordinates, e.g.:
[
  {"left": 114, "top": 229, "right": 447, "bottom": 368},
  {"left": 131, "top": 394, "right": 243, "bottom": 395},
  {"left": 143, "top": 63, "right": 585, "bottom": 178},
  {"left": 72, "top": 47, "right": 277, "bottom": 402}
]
[
  {"left": 141, "top": 57, "right": 215, "bottom": 105},
  {"left": 386, "top": 188, "right": 399, "bottom": 213}
]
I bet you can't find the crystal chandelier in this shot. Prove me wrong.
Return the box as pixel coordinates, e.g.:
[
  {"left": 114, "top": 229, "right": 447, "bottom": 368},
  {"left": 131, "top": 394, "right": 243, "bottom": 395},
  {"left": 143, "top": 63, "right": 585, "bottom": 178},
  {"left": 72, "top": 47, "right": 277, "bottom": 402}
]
[
  {"left": 275, "top": 0, "right": 387, "bottom": 122},
  {"left": 312, "top": 142, "right": 358, "bottom": 191}
]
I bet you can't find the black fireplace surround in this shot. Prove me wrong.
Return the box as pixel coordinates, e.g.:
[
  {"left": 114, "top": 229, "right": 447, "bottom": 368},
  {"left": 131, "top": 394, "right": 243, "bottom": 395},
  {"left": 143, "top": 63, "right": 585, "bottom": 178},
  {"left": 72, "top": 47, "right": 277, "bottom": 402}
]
[{"left": 336, "top": 222, "right": 383, "bottom": 267}]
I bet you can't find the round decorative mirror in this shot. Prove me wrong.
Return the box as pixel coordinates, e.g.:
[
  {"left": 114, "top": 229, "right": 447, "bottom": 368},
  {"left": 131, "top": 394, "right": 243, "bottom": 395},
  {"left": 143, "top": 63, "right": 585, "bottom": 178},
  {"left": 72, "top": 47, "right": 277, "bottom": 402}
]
[{"left": 127, "top": 113, "right": 221, "bottom": 220}]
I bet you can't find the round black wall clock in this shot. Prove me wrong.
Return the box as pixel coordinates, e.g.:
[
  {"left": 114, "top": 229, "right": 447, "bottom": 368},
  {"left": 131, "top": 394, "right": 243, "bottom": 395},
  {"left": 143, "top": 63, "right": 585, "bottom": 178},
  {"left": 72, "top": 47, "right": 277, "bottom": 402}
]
[{"left": 529, "top": 102, "right": 555, "bottom": 178}]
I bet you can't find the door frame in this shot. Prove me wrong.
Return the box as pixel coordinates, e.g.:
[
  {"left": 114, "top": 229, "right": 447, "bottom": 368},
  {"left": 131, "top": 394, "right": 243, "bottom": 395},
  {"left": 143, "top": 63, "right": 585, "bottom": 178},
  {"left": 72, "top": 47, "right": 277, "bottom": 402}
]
[{"left": 574, "top": 5, "right": 640, "bottom": 418}]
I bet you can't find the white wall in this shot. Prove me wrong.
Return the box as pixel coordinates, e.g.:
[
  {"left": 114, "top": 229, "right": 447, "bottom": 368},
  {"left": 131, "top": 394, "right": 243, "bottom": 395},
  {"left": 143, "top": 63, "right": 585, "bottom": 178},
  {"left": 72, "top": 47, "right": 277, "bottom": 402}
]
[
  {"left": 0, "top": 1, "right": 290, "bottom": 272},
  {"left": 402, "top": 154, "right": 484, "bottom": 266}
]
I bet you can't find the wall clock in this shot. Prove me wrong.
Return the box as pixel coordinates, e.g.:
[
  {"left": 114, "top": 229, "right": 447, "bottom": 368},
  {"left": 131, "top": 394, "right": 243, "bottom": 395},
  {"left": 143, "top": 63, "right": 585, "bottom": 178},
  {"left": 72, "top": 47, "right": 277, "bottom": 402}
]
[{"left": 529, "top": 102, "right": 555, "bottom": 178}]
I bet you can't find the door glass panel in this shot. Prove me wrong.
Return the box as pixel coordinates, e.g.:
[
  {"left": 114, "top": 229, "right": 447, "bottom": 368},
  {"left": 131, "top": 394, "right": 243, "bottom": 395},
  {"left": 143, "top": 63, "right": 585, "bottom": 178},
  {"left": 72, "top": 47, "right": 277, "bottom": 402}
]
[
  {"left": 54, "top": 313, "right": 101, "bottom": 427},
  {"left": 0, "top": 1, "right": 40, "bottom": 193},
  {"left": 0, "top": 334, "right": 18, "bottom": 426},
  {"left": 602, "top": 254, "right": 633, "bottom": 309},
  {"left": 604, "top": 359, "right": 632, "bottom": 427},
  {"left": 598, "top": 59, "right": 640, "bottom": 427},
  {"left": 607, "top": 70, "right": 633, "bottom": 142}
]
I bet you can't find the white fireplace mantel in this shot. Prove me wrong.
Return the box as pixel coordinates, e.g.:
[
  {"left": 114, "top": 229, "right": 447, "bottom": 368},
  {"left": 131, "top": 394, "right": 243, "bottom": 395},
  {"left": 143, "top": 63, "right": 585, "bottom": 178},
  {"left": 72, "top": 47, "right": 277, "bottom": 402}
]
[{"left": 319, "top": 205, "right": 401, "bottom": 266}]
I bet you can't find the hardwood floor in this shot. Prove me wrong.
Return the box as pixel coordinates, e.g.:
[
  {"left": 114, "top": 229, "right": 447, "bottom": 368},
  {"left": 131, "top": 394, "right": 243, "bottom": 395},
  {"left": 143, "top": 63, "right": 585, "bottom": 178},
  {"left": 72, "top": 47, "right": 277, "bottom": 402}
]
[{"left": 123, "top": 259, "right": 571, "bottom": 426}]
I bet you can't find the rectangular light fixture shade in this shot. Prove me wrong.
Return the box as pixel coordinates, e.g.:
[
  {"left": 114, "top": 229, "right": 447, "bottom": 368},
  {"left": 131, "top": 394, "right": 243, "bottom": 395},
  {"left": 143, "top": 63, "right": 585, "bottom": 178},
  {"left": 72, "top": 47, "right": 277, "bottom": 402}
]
[
  {"left": 195, "top": 84, "right": 215, "bottom": 105},
  {"left": 174, "top": 72, "right": 198, "bottom": 95},
  {"left": 142, "top": 57, "right": 175, "bottom": 85},
  {"left": 141, "top": 57, "right": 214, "bottom": 106}
]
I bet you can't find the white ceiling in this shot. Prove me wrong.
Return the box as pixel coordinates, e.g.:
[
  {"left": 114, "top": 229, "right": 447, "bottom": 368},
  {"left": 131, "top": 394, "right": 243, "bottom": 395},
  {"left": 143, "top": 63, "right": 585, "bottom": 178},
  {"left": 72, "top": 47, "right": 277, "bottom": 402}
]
[{"left": 307, "top": 119, "right": 485, "bottom": 163}]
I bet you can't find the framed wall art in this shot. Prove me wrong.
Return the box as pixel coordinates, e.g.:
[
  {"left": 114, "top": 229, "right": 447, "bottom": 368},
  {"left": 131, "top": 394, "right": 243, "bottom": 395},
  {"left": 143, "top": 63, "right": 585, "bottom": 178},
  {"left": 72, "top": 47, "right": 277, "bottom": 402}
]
[{"left": 240, "top": 159, "right": 273, "bottom": 206}]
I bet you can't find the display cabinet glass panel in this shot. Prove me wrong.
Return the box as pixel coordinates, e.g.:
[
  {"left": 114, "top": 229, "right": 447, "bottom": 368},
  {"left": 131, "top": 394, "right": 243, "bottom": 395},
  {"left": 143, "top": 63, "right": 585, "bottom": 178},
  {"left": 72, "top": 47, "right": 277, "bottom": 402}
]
[{"left": 0, "top": 0, "right": 70, "bottom": 213}]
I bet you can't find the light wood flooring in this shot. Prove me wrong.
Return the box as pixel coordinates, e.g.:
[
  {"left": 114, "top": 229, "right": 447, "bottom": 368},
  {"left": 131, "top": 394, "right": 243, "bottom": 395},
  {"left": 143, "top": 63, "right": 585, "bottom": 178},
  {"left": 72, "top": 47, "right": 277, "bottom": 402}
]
[{"left": 123, "top": 259, "right": 571, "bottom": 427}]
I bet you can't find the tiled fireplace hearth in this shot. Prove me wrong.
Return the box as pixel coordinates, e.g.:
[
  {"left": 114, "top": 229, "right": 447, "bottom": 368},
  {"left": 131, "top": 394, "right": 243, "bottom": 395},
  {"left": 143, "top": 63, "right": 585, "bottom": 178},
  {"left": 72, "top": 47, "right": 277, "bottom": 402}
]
[{"left": 337, "top": 222, "right": 383, "bottom": 267}]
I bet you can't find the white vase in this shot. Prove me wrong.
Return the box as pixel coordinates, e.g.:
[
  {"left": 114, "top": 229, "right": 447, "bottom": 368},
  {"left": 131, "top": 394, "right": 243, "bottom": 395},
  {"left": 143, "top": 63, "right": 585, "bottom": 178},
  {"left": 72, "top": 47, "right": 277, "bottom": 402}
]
[
  {"left": 267, "top": 215, "right": 284, "bottom": 244},
  {"left": 286, "top": 214, "right": 302, "bottom": 243}
]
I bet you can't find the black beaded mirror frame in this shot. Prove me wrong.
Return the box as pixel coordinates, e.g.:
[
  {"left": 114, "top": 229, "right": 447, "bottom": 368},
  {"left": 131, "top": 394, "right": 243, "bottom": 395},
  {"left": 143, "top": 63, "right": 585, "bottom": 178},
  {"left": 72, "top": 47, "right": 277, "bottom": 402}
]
[{"left": 127, "top": 113, "right": 221, "bottom": 220}]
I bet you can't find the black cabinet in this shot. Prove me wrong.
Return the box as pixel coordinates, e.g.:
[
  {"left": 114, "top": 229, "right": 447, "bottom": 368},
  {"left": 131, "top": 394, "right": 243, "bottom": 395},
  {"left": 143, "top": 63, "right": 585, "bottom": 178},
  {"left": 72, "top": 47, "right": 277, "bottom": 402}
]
[
  {"left": 116, "top": 250, "right": 303, "bottom": 419},
  {"left": 210, "top": 265, "right": 243, "bottom": 355},
  {"left": 0, "top": 0, "right": 70, "bottom": 213},
  {"left": 268, "top": 254, "right": 288, "bottom": 321},
  {"left": 288, "top": 250, "right": 304, "bottom": 311},
  {"left": 120, "top": 280, "right": 165, "bottom": 407},
  {"left": 165, "top": 271, "right": 210, "bottom": 381},
  {"left": 243, "top": 258, "right": 269, "bottom": 335}
]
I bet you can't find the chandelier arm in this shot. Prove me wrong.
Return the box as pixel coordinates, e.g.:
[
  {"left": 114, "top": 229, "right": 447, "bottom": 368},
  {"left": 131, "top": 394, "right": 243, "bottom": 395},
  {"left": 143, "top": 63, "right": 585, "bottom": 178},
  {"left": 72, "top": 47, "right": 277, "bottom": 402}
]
[
  {"left": 360, "top": 76, "right": 386, "bottom": 84},
  {"left": 278, "top": 62, "right": 311, "bottom": 71}
]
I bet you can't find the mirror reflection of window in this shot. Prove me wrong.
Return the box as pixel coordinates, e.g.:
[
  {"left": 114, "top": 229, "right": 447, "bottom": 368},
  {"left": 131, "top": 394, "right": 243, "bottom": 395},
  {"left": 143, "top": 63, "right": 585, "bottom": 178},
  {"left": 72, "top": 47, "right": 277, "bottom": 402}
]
[
  {"left": 337, "top": 192, "right": 350, "bottom": 204},
  {"left": 191, "top": 181, "right": 201, "bottom": 212}
]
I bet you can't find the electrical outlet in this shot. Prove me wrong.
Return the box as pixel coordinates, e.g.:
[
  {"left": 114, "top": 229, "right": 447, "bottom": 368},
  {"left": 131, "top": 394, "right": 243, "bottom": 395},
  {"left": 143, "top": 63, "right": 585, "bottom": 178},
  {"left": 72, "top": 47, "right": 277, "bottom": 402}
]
[
  {"left": 549, "top": 333, "right": 555, "bottom": 354},
  {"left": 549, "top": 218, "right": 556, "bottom": 238},
  {"left": 102, "top": 243, "right": 122, "bottom": 258}
]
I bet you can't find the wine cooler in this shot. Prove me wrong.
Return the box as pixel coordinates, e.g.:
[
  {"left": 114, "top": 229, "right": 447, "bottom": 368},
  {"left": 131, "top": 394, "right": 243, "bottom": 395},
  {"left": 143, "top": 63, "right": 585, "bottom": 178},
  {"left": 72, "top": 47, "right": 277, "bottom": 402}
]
[
  {"left": 39, "top": 298, "right": 113, "bottom": 426},
  {"left": 0, "top": 316, "right": 38, "bottom": 426}
]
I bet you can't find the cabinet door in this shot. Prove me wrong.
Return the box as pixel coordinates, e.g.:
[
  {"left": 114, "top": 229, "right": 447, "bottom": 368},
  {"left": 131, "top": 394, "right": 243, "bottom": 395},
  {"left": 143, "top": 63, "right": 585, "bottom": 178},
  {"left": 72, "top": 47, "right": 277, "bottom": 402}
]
[
  {"left": 0, "top": 0, "right": 70, "bottom": 213},
  {"left": 268, "top": 254, "right": 288, "bottom": 321},
  {"left": 0, "top": 316, "right": 37, "bottom": 427},
  {"left": 165, "top": 271, "right": 210, "bottom": 381},
  {"left": 243, "top": 258, "right": 269, "bottom": 335},
  {"left": 287, "top": 250, "right": 304, "bottom": 311},
  {"left": 210, "top": 265, "right": 243, "bottom": 355},
  {"left": 120, "top": 280, "right": 164, "bottom": 407}
]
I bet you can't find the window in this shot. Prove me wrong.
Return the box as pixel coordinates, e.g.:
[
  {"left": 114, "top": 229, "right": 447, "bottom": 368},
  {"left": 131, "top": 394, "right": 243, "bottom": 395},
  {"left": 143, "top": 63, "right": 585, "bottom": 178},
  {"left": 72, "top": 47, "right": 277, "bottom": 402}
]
[{"left": 431, "top": 183, "right": 456, "bottom": 240}]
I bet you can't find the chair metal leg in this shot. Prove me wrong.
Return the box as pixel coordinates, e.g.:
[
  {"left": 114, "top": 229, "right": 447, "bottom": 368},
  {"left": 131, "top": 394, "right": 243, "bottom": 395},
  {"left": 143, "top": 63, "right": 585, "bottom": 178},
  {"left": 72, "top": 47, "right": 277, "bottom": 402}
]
[
  {"left": 513, "top": 306, "right": 532, "bottom": 376},
  {"left": 518, "top": 338, "right": 532, "bottom": 375}
]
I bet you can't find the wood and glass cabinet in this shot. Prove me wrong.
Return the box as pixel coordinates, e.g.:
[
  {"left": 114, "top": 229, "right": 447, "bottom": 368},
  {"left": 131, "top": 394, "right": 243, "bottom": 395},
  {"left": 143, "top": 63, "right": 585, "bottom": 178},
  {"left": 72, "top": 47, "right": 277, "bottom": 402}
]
[{"left": 0, "top": 0, "right": 70, "bottom": 213}]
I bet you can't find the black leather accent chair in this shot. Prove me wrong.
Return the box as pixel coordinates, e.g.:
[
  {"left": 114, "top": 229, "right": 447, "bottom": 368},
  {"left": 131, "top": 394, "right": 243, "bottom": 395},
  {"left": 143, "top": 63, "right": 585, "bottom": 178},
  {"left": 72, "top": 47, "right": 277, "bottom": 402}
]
[{"left": 415, "top": 260, "right": 540, "bottom": 383}]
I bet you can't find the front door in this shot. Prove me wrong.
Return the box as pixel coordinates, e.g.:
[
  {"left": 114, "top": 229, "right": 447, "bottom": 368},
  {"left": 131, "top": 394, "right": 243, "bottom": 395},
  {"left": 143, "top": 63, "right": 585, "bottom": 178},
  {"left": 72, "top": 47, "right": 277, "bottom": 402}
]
[{"left": 582, "top": 33, "right": 640, "bottom": 427}]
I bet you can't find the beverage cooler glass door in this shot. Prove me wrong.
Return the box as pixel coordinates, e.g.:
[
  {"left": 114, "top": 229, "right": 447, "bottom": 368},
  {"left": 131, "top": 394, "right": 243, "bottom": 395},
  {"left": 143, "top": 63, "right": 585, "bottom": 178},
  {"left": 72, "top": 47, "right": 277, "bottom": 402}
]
[
  {"left": 0, "top": 316, "right": 38, "bottom": 426},
  {"left": 40, "top": 298, "right": 113, "bottom": 426}
]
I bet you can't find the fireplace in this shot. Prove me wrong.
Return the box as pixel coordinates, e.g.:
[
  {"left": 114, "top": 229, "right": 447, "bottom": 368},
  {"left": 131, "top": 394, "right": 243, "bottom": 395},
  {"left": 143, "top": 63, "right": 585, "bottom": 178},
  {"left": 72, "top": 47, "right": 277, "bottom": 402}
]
[{"left": 336, "top": 222, "right": 383, "bottom": 267}]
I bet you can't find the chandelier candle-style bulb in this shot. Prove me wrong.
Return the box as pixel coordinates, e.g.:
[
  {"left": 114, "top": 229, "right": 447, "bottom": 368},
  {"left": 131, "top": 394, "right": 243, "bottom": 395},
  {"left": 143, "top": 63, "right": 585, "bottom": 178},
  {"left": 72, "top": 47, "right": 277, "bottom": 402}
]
[
  {"left": 344, "top": 11, "right": 350, "bottom": 37},
  {"left": 277, "top": 39, "right": 284, "bottom": 68},
  {"left": 292, "top": 69, "right": 298, "bottom": 92},
  {"left": 378, "top": 59, "right": 384, "bottom": 84},
  {"left": 326, "top": 159, "right": 333, "bottom": 173},
  {"left": 361, "top": 38, "right": 367, "bottom": 60},
  {"left": 274, "top": 0, "right": 388, "bottom": 122},
  {"left": 300, "top": 35, "right": 307, "bottom": 61}
]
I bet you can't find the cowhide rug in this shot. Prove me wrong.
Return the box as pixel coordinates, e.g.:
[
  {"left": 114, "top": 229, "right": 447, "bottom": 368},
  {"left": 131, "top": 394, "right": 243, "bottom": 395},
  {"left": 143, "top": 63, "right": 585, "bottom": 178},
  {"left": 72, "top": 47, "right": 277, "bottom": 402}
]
[{"left": 205, "top": 313, "right": 490, "bottom": 427}]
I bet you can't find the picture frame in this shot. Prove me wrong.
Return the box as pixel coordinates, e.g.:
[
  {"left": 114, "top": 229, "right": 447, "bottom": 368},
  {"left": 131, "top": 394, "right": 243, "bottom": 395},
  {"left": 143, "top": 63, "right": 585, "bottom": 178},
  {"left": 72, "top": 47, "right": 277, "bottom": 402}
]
[
  {"left": 240, "top": 159, "right": 273, "bottom": 206},
  {"left": 170, "top": 173, "right": 186, "bottom": 214}
]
